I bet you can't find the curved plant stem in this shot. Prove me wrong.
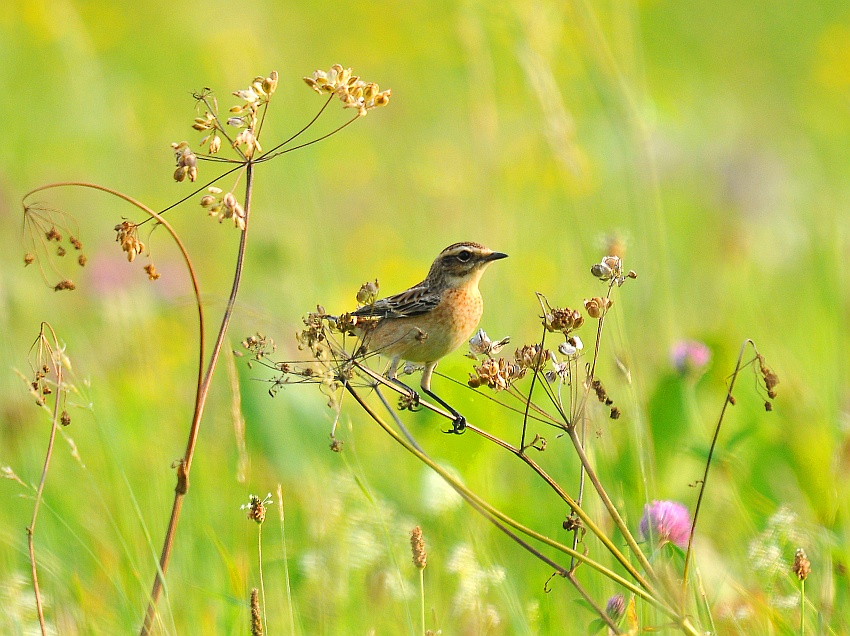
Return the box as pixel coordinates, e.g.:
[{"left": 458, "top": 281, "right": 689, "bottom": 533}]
[
  {"left": 353, "top": 359, "right": 652, "bottom": 592},
  {"left": 342, "top": 382, "right": 683, "bottom": 615},
  {"left": 140, "top": 162, "right": 254, "bottom": 634},
  {"left": 681, "top": 339, "right": 754, "bottom": 607},
  {"left": 21, "top": 182, "right": 206, "bottom": 403},
  {"left": 26, "top": 326, "right": 64, "bottom": 636}
]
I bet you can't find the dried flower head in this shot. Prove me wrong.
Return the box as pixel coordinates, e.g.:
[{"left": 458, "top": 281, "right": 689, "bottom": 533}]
[
  {"left": 543, "top": 306, "right": 584, "bottom": 334},
  {"left": 233, "top": 127, "right": 262, "bottom": 157},
  {"left": 297, "top": 307, "right": 328, "bottom": 358},
  {"left": 114, "top": 221, "right": 145, "bottom": 262},
  {"left": 792, "top": 548, "right": 811, "bottom": 581},
  {"left": 515, "top": 344, "right": 548, "bottom": 370},
  {"left": 356, "top": 279, "right": 379, "bottom": 306},
  {"left": 171, "top": 141, "right": 198, "bottom": 182},
  {"left": 22, "top": 204, "right": 87, "bottom": 288},
  {"left": 411, "top": 526, "right": 427, "bottom": 570},
  {"left": 591, "top": 255, "right": 636, "bottom": 286},
  {"left": 557, "top": 337, "right": 583, "bottom": 358},
  {"left": 242, "top": 493, "right": 273, "bottom": 524},
  {"left": 606, "top": 593, "right": 626, "bottom": 621},
  {"left": 304, "top": 64, "right": 391, "bottom": 116},
  {"left": 467, "top": 329, "right": 511, "bottom": 359},
  {"left": 468, "top": 357, "right": 526, "bottom": 391},
  {"left": 243, "top": 333, "right": 276, "bottom": 360},
  {"left": 144, "top": 264, "right": 160, "bottom": 281},
  {"left": 640, "top": 500, "right": 690, "bottom": 549},
  {"left": 250, "top": 588, "right": 263, "bottom": 636},
  {"left": 584, "top": 296, "right": 612, "bottom": 319}
]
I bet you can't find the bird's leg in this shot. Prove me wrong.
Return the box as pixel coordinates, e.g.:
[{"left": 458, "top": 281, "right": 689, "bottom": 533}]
[
  {"left": 421, "top": 362, "right": 466, "bottom": 435},
  {"left": 386, "top": 357, "right": 420, "bottom": 410}
]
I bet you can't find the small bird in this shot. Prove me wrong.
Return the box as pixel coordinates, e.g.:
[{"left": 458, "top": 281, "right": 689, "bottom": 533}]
[{"left": 352, "top": 242, "right": 507, "bottom": 433}]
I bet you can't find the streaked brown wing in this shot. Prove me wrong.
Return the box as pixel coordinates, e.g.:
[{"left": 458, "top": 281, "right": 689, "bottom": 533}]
[{"left": 351, "top": 283, "right": 441, "bottom": 319}]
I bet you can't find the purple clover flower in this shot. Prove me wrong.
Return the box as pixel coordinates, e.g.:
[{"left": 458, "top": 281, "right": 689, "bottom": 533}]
[
  {"left": 670, "top": 339, "right": 711, "bottom": 375},
  {"left": 605, "top": 593, "right": 626, "bottom": 621},
  {"left": 640, "top": 500, "right": 691, "bottom": 549}
]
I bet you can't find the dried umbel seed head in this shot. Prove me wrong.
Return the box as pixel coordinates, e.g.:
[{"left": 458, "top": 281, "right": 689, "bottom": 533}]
[
  {"left": 515, "top": 344, "right": 548, "bottom": 370},
  {"left": 242, "top": 493, "right": 273, "bottom": 524},
  {"left": 144, "top": 264, "right": 160, "bottom": 281},
  {"left": 543, "top": 307, "right": 584, "bottom": 334},
  {"left": 304, "top": 65, "right": 391, "bottom": 116},
  {"left": 24, "top": 253, "right": 34, "bottom": 266},
  {"left": 171, "top": 141, "right": 198, "bottom": 182},
  {"left": 591, "top": 255, "right": 635, "bottom": 286},
  {"left": 793, "top": 548, "right": 811, "bottom": 581},
  {"left": 410, "top": 526, "right": 427, "bottom": 569},
  {"left": 468, "top": 356, "right": 526, "bottom": 391},
  {"left": 356, "top": 279, "right": 379, "bottom": 306},
  {"left": 60, "top": 410, "right": 71, "bottom": 427},
  {"left": 584, "top": 296, "right": 612, "bottom": 319},
  {"left": 233, "top": 128, "right": 262, "bottom": 157},
  {"left": 54, "top": 279, "right": 75, "bottom": 291},
  {"left": 115, "top": 221, "right": 145, "bottom": 262}
]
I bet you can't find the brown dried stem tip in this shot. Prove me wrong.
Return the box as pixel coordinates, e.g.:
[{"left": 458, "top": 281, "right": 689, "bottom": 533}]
[
  {"left": 250, "top": 588, "right": 263, "bottom": 636},
  {"left": 411, "top": 526, "right": 427, "bottom": 570},
  {"left": 793, "top": 548, "right": 811, "bottom": 581}
]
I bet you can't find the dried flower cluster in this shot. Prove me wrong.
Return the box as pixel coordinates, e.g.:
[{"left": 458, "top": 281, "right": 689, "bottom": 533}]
[
  {"left": 304, "top": 64, "right": 391, "bottom": 116},
  {"left": 242, "top": 333, "right": 276, "bottom": 361},
  {"left": 792, "top": 548, "right": 811, "bottom": 581},
  {"left": 410, "top": 526, "right": 427, "bottom": 570},
  {"left": 242, "top": 493, "right": 272, "bottom": 525},
  {"left": 228, "top": 72, "right": 278, "bottom": 157},
  {"left": 543, "top": 306, "right": 584, "bottom": 334},
  {"left": 200, "top": 187, "right": 246, "bottom": 230},
  {"left": 590, "top": 255, "right": 637, "bottom": 286},
  {"left": 468, "top": 356, "right": 526, "bottom": 391},
  {"left": 22, "top": 204, "right": 87, "bottom": 290},
  {"left": 467, "top": 328, "right": 511, "bottom": 358},
  {"left": 356, "top": 279, "right": 379, "bottom": 306},
  {"left": 114, "top": 221, "right": 145, "bottom": 262},
  {"left": 250, "top": 588, "right": 263, "bottom": 636},
  {"left": 171, "top": 141, "right": 198, "bottom": 182},
  {"left": 583, "top": 296, "right": 612, "bottom": 319}
]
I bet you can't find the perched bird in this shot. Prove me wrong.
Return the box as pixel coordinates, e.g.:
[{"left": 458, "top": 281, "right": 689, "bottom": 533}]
[{"left": 352, "top": 242, "right": 507, "bottom": 433}]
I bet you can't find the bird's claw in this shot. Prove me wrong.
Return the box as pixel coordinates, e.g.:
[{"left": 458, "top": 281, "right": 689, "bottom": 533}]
[
  {"left": 443, "top": 415, "right": 467, "bottom": 435},
  {"left": 397, "top": 389, "right": 421, "bottom": 411}
]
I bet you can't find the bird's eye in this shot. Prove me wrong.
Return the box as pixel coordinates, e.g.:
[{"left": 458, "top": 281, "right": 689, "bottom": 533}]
[{"left": 456, "top": 250, "right": 472, "bottom": 262}]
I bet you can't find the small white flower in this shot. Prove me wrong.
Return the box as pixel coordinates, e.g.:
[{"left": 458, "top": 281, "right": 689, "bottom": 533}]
[{"left": 558, "top": 342, "right": 577, "bottom": 357}]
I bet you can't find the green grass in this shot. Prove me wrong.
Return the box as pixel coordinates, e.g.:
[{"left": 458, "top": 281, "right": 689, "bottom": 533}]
[{"left": 2, "top": 1, "right": 849, "bottom": 634}]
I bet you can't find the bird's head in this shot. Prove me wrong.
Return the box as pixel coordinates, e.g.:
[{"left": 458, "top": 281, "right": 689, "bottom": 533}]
[{"left": 426, "top": 242, "right": 508, "bottom": 288}]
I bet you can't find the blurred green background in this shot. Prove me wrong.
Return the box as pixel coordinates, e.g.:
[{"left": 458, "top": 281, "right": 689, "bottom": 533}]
[{"left": 2, "top": 0, "right": 849, "bottom": 633}]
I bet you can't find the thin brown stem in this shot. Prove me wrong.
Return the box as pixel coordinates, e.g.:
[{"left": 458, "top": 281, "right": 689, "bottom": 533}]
[
  {"left": 140, "top": 162, "right": 254, "bottom": 635},
  {"left": 26, "top": 344, "right": 63, "bottom": 636},
  {"left": 681, "top": 339, "right": 754, "bottom": 606}
]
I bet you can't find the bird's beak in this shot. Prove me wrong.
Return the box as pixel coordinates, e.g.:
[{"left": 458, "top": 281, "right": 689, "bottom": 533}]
[{"left": 485, "top": 251, "right": 508, "bottom": 262}]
